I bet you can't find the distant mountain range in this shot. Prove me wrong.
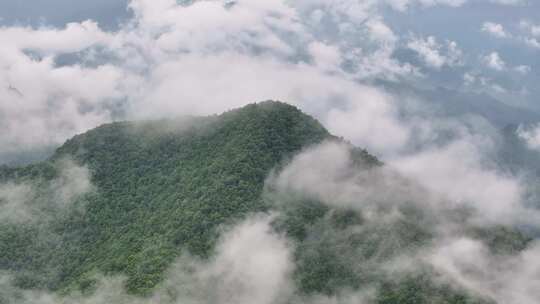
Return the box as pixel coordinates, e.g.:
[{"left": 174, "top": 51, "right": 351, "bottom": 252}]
[{"left": 377, "top": 81, "right": 540, "bottom": 127}]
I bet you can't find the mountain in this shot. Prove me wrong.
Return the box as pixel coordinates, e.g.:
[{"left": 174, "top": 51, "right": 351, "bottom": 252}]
[
  {"left": 376, "top": 81, "right": 540, "bottom": 127},
  {"left": 0, "top": 101, "right": 527, "bottom": 303},
  {"left": 0, "top": 101, "right": 334, "bottom": 293}
]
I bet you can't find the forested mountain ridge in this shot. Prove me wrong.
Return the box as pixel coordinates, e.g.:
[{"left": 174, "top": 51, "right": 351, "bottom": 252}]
[
  {"left": 0, "top": 101, "right": 526, "bottom": 303},
  {"left": 0, "top": 101, "right": 349, "bottom": 294}
]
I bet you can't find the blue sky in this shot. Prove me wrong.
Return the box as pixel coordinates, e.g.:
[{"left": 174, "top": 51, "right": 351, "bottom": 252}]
[
  {"left": 384, "top": 1, "right": 540, "bottom": 109},
  {"left": 0, "top": 0, "right": 131, "bottom": 29}
]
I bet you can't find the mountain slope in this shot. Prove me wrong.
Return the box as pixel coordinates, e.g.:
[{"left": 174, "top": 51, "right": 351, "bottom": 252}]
[
  {"left": 0, "top": 101, "right": 523, "bottom": 303},
  {"left": 0, "top": 101, "right": 337, "bottom": 294}
]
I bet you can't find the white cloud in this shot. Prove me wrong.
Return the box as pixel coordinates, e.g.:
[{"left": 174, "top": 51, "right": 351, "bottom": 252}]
[
  {"left": 1, "top": 1, "right": 539, "bottom": 303},
  {"left": 427, "top": 238, "right": 540, "bottom": 304},
  {"left": 523, "top": 37, "right": 540, "bottom": 49},
  {"left": 0, "top": 20, "right": 128, "bottom": 159},
  {"left": 530, "top": 27, "right": 540, "bottom": 37},
  {"left": 515, "top": 65, "right": 531, "bottom": 74},
  {"left": 270, "top": 134, "right": 535, "bottom": 226},
  {"left": 267, "top": 138, "right": 540, "bottom": 303},
  {"left": 269, "top": 142, "right": 422, "bottom": 212},
  {"left": 407, "top": 36, "right": 462, "bottom": 69},
  {"left": 481, "top": 22, "right": 509, "bottom": 38},
  {"left": 463, "top": 72, "right": 515, "bottom": 97},
  {"left": 491, "top": 83, "right": 507, "bottom": 94},
  {"left": 518, "top": 20, "right": 540, "bottom": 49},
  {"left": 489, "top": 0, "right": 525, "bottom": 4},
  {"left": 482, "top": 51, "right": 506, "bottom": 71},
  {"left": 187, "top": 215, "right": 294, "bottom": 304},
  {"left": 520, "top": 20, "right": 540, "bottom": 37},
  {"left": 0, "top": 20, "right": 112, "bottom": 54},
  {"left": 463, "top": 72, "right": 476, "bottom": 85},
  {"left": 365, "top": 18, "right": 397, "bottom": 43},
  {"left": 390, "top": 139, "right": 528, "bottom": 225},
  {"left": 308, "top": 41, "right": 343, "bottom": 72},
  {"left": 0, "top": 1, "right": 532, "bottom": 226},
  {"left": 0, "top": 183, "right": 34, "bottom": 223},
  {"left": 0, "top": 215, "right": 294, "bottom": 304},
  {"left": 0, "top": 0, "right": 422, "bottom": 162},
  {"left": 517, "top": 124, "right": 540, "bottom": 152},
  {"left": 385, "top": 0, "right": 522, "bottom": 11},
  {"left": 385, "top": 0, "right": 469, "bottom": 11},
  {"left": 0, "top": 159, "right": 93, "bottom": 224}
]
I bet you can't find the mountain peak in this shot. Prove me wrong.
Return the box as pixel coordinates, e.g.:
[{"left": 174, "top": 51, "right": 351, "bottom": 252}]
[
  {"left": 53, "top": 100, "right": 330, "bottom": 162},
  {"left": 1, "top": 101, "right": 372, "bottom": 294}
]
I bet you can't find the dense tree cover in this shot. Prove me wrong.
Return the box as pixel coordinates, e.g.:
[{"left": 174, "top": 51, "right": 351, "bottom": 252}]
[
  {"left": 0, "top": 101, "right": 529, "bottom": 303},
  {"left": 0, "top": 101, "right": 331, "bottom": 295},
  {"left": 270, "top": 195, "right": 499, "bottom": 303}
]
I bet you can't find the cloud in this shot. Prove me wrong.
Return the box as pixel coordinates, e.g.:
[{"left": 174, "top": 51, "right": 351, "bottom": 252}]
[
  {"left": 463, "top": 72, "right": 476, "bottom": 86},
  {"left": 0, "top": 159, "right": 93, "bottom": 224},
  {"left": 308, "top": 42, "right": 343, "bottom": 72},
  {"left": 481, "top": 22, "right": 509, "bottom": 38},
  {"left": 0, "top": 183, "right": 35, "bottom": 223},
  {"left": 0, "top": 21, "right": 127, "bottom": 161},
  {"left": 190, "top": 215, "right": 293, "bottom": 304},
  {"left": 0, "top": 159, "right": 94, "bottom": 224},
  {"left": 0, "top": 0, "right": 535, "bottom": 165},
  {"left": 520, "top": 20, "right": 540, "bottom": 37},
  {"left": 269, "top": 135, "right": 534, "bottom": 226},
  {"left": 1, "top": 0, "right": 540, "bottom": 303},
  {"left": 267, "top": 141, "right": 419, "bottom": 211},
  {"left": 489, "top": 0, "right": 525, "bottom": 5},
  {"left": 0, "top": 214, "right": 294, "bottom": 304},
  {"left": 517, "top": 124, "right": 540, "bottom": 151},
  {"left": 515, "top": 65, "right": 531, "bottom": 74},
  {"left": 365, "top": 17, "right": 398, "bottom": 44},
  {"left": 0, "top": 0, "right": 420, "bottom": 163},
  {"left": 517, "top": 20, "right": 540, "bottom": 49},
  {"left": 482, "top": 51, "right": 506, "bottom": 71},
  {"left": 407, "top": 36, "right": 463, "bottom": 69},
  {"left": 523, "top": 37, "right": 540, "bottom": 49},
  {"left": 50, "top": 158, "right": 94, "bottom": 207},
  {"left": 0, "top": 21, "right": 112, "bottom": 53},
  {"left": 156, "top": 215, "right": 294, "bottom": 304},
  {"left": 426, "top": 238, "right": 540, "bottom": 304},
  {"left": 490, "top": 83, "right": 507, "bottom": 94},
  {"left": 385, "top": 0, "right": 469, "bottom": 11},
  {"left": 389, "top": 139, "right": 530, "bottom": 225},
  {"left": 265, "top": 138, "right": 540, "bottom": 302},
  {"left": 385, "top": 0, "right": 523, "bottom": 11}
]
